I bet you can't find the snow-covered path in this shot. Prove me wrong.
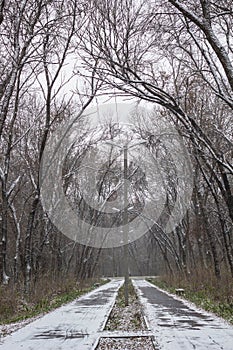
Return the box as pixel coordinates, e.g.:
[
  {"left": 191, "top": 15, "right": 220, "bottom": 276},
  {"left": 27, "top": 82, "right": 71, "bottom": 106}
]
[
  {"left": 133, "top": 278, "right": 233, "bottom": 350},
  {"left": 0, "top": 279, "right": 123, "bottom": 350}
]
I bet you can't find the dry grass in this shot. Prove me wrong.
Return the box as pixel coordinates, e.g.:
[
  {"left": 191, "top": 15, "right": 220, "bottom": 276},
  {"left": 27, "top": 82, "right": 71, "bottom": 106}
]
[
  {"left": 0, "top": 274, "right": 106, "bottom": 324},
  {"left": 159, "top": 268, "right": 233, "bottom": 302},
  {"left": 97, "top": 280, "right": 155, "bottom": 350},
  {"left": 105, "top": 281, "right": 146, "bottom": 332}
]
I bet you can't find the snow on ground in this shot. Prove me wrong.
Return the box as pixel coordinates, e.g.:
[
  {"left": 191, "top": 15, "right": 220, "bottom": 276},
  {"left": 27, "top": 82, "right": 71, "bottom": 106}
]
[
  {"left": 2, "top": 278, "right": 232, "bottom": 350},
  {"left": 98, "top": 337, "right": 155, "bottom": 350},
  {"left": 147, "top": 281, "right": 233, "bottom": 327},
  {"left": 0, "top": 279, "right": 124, "bottom": 350},
  {"left": 0, "top": 315, "right": 44, "bottom": 339},
  {"left": 105, "top": 287, "right": 146, "bottom": 332},
  {"left": 96, "top": 280, "right": 155, "bottom": 350},
  {"left": 133, "top": 278, "right": 233, "bottom": 350}
]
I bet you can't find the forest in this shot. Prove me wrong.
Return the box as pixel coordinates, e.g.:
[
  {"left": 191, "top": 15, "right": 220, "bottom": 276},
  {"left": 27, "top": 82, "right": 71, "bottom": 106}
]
[{"left": 0, "top": 0, "right": 232, "bottom": 322}]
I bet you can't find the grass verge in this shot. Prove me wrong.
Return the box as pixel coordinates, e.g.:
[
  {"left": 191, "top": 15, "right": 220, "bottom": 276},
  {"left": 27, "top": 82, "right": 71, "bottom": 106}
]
[
  {"left": 0, "top": 277, "right": 108, "bottom": 325},
  {"left": 106, "top": 279, "right": 145, "bottom": 331}
]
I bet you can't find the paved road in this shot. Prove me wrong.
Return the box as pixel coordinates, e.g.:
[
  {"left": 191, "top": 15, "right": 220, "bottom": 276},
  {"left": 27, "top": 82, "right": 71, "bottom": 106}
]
[
  {"left": 0, "top": 279, "right": 123, "bottom": 350},
  {"left": 133, "top": 279, "right": 233, "bottom": 350}
]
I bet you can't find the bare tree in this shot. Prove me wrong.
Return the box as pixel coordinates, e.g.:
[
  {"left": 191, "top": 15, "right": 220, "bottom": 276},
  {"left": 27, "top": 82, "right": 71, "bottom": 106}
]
[{"left": 0, "top": 0, "right": 97, "bottom": 290}]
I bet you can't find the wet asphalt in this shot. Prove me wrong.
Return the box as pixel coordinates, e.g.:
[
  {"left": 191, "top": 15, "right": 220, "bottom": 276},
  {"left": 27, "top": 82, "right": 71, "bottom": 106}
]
[
  {"left": 1, "top": 278, "right": 233, "bottom": 350},
  {"left": 133, "top": 279, "right": 233, "bottom": 350},
  {"left": 137, "top": 284, "right": 215, "bottom": 329}
]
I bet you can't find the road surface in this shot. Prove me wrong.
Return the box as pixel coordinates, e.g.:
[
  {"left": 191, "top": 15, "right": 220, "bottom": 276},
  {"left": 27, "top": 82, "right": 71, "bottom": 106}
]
[
  {"left": 1, "top": 278, "right": 233, "bottom": 349},
  {"left": 0, "top": 279, "right": 123, "bottom": 350},
  {"left": 133, "top": 278, "right": 233, "bottom": 350}
]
